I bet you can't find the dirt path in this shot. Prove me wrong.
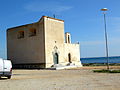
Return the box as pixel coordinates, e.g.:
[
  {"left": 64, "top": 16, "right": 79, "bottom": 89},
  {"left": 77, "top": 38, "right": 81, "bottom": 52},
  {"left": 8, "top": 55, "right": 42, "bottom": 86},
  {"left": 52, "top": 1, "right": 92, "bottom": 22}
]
[{"left": 0, "top": 66, "right": 120, "bottom": 90}]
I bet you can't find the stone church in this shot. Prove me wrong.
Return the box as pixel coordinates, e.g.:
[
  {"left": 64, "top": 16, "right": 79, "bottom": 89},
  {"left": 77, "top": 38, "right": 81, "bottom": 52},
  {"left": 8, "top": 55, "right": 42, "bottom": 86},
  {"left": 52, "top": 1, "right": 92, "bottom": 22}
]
[{"left": 7, "top": 16, "right": 82, "bottom": 69}]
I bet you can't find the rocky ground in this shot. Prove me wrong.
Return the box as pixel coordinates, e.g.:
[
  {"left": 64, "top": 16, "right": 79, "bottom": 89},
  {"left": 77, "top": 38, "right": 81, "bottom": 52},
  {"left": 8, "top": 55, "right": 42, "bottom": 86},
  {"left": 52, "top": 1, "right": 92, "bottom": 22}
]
[{"left": 0, "top": 66, "right": 120, "bottom": 90}]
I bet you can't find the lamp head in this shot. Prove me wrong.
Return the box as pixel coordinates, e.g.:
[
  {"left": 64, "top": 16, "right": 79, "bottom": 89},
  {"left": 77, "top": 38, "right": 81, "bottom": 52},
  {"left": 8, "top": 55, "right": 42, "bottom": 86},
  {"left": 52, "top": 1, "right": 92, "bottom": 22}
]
[{"left": 101, "top": 8, "right": 108, "bottom": 11}]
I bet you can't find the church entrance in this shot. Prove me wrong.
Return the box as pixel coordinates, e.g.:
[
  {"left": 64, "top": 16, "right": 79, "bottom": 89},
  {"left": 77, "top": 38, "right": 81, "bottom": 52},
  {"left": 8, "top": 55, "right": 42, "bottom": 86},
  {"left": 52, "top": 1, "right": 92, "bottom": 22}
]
[{"left": 54, "top": 53, "right": 59, "bottom": 64}]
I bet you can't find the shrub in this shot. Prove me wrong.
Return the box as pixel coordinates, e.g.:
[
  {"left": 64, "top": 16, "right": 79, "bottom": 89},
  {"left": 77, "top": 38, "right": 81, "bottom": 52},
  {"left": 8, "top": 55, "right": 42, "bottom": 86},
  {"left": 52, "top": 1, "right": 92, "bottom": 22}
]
[{"left": 93, "top": 69, "right": 120, "bottom": 73}]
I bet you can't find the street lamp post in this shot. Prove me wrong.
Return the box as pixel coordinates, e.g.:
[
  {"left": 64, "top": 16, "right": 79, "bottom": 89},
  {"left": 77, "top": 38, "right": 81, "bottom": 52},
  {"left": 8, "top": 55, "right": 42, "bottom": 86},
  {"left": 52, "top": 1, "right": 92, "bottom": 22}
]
[{"left": 101, "top": 8, "right": 109, "bottom": 70}]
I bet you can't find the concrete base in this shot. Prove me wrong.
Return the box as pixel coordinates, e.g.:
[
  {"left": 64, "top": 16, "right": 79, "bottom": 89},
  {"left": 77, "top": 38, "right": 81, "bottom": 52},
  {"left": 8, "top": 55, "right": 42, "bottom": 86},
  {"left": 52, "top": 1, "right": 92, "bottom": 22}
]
[{"left": 50, "top": 63, "right": 82, "bottom": 70}]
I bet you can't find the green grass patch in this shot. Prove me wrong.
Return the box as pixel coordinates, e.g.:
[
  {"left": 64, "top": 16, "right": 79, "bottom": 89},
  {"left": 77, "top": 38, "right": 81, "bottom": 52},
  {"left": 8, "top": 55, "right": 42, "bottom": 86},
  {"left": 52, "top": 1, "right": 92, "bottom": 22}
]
[
  {"left": 93, "top": 69, "right": 120, "bottom": 73},
  {"left": 83, "top": 63, "right": 120, "bottom": 66}
]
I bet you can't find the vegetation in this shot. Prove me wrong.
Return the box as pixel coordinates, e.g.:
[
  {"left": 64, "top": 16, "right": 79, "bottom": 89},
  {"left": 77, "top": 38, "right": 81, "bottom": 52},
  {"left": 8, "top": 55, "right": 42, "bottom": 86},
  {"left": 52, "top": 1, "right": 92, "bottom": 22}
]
[
  {"left": 83, "top": 63, "right": 120, "bottom": 66},
  {"left": 93, "top": 69, "right": 120, "bottom": 73}
]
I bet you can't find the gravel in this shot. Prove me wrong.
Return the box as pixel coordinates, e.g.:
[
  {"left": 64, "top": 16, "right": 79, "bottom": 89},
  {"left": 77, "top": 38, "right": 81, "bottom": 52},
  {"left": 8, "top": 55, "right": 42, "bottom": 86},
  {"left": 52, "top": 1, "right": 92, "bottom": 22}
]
[{"left": 0, "top": 66, "right": 120, "bottom": 90}]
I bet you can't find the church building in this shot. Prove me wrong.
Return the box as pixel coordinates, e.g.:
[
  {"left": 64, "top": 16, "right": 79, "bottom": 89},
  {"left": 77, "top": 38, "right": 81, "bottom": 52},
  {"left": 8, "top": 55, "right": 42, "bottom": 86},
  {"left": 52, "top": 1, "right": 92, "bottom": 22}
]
[{"left": 7, "top": 16, "right": 82, "bottom": 68}]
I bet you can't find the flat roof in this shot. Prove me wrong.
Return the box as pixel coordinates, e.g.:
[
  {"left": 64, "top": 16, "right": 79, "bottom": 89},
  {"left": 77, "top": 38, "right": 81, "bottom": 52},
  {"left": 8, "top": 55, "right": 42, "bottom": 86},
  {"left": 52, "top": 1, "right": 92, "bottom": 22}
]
[
  {"left": 7, "top": 16, "right": 64, "bottom": 31},
  {"left": 42, "top": 16, "right": 64, "bottom": 22}
]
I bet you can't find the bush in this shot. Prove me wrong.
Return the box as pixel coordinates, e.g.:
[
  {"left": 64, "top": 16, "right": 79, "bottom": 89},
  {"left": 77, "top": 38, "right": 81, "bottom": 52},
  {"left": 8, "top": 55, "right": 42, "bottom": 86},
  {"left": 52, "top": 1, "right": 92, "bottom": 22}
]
[
  {"left": 109, "top": 70, "right": 120, "bottom": 73},
  {"left": 83, "top": 63, "right": 120, "bottom": 66},
  {"left": 93, "top": 69, "right": 120, "bottom": 73}
]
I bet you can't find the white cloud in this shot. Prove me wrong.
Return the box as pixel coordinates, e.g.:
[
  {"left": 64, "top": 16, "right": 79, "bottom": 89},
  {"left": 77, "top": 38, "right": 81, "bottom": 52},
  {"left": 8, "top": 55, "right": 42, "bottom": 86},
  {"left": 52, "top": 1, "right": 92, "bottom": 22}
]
[
  {"left": 80, "top": 37, "right": 120, "bottom": 57},
  {"left": 109, "top": 37, "right": 120, "bottom": 44},
  {"left": 108, "top": 17, "right": 120, "bottom": 32},
  {"left": 110, "top": 17, "right": 120, "bottom": 22},
  {"left": 24, "top": 1, "right": 72, "bottom": 13},
  {"left": 80, "top": 37, "right": 120, "bottom": 46}
]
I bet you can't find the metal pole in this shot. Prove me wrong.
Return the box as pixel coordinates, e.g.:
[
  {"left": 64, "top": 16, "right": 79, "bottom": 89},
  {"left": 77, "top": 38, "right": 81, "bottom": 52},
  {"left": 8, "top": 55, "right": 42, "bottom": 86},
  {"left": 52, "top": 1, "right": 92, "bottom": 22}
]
[{"left": 103, "top": 13, "right": 109, "bottom": 70}]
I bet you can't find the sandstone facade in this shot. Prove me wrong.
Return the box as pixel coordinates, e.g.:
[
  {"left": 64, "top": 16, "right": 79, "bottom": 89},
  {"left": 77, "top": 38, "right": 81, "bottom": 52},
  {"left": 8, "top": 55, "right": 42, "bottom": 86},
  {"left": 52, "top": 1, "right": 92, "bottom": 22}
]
[{"left": 7, "top": 16, "right": 82, "bottom": 68}]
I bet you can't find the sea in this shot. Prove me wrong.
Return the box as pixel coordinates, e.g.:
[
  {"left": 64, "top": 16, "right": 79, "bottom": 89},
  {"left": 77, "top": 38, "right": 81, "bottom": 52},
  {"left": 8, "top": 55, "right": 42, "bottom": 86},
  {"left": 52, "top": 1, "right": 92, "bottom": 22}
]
[{"left": 81, "top": 56, "right": 120, "bottom": 63}]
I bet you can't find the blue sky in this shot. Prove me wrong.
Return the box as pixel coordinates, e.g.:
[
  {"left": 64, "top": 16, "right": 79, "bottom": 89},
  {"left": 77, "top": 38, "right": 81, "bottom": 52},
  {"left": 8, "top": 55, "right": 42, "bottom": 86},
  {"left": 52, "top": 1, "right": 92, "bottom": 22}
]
[{"left": 0, "top": 0, "right": 120, "bottom": 58}]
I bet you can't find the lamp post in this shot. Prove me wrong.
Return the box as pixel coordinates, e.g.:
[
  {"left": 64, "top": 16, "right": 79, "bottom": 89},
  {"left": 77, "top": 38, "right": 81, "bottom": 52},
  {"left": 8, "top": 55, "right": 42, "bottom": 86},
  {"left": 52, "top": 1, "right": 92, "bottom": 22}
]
[{"left": 101, "top": 8, "right": 109, "bottom": 70}]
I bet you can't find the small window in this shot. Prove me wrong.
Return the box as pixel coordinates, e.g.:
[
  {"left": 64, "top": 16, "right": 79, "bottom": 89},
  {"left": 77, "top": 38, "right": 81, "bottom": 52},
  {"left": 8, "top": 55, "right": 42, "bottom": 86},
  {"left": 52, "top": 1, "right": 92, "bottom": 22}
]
[
  {"left": 68, "top": 35, "right": 70, "bottom": 43},
  {"left": 18, "top": 31, "right": 24, "bottom": 39},
  {"left": 29, "top": 28, "right": 36, "bottom": 37}
]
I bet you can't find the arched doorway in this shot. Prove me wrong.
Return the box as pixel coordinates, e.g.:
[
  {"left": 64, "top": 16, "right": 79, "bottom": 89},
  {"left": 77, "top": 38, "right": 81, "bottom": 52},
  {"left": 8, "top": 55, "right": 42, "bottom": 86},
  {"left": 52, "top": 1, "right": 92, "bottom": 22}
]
[
  {"left": 54, "top": 53, "right": 59, "bottom": 64},
  {"left": 68, "top": 53, "right": 72, "bottom": 63}
]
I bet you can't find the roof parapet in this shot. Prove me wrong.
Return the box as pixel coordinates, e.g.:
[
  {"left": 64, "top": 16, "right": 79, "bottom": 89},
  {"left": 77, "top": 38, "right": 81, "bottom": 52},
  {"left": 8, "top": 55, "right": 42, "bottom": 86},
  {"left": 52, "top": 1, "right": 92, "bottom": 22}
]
[
  {"left": 7, "top": 16, "right": 64, "bottom": 31},
  {"left": 39, "top": 16, "right": 64, "bottom": 22}
]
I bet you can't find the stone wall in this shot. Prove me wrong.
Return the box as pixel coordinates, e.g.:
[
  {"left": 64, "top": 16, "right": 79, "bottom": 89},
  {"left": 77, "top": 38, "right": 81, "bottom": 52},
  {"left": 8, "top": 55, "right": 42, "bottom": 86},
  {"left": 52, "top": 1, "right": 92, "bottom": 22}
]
[
  {"left": 43, "top": 16, "right": 81, "bottom": 68},
  {"left": 7, "top": 16, "right": 82, "bottom": 68},
  {"left": 44, "top": 16, "right": 65, "bottom": 68},
  {"left": 45, "top": 43, "right": 82, "bottom": 68},
  {"left": 7, "top": 19, "right": 45, "bottom": 67}
]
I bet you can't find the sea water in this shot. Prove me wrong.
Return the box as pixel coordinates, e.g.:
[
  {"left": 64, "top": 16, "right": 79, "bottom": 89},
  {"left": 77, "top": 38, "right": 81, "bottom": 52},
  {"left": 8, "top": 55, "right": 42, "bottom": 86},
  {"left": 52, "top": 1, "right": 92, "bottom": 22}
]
[{"left": 81, "top": 56, "right": 120, "bottom": 63}]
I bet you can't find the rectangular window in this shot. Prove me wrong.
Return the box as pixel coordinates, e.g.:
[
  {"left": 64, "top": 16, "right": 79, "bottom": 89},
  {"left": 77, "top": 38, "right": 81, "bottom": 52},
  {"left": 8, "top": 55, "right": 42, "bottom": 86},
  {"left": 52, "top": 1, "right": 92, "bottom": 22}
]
[
  {"left": 29, "top": 28, "right": 36, "bottom": 37},
  {"left": 18, "top": 31, "right": 24, "bottom": 39}
]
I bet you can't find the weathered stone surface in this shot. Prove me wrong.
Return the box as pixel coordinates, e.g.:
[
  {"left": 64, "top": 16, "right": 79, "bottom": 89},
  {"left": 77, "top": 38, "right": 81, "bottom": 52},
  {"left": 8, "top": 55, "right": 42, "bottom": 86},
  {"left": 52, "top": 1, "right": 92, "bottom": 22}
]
[{"left": 7, "top": 16, "right": 82, "bottom": 68}]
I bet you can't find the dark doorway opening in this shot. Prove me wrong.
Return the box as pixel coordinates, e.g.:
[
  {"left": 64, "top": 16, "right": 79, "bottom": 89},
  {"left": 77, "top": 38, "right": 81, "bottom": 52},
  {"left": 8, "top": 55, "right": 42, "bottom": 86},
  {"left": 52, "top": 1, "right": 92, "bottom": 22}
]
[
  {"left": 54, "top": 53, "right": 59, "bottom": 64},
  {"left": 68, "top": 53, "right": 72, "bottom": 63}
]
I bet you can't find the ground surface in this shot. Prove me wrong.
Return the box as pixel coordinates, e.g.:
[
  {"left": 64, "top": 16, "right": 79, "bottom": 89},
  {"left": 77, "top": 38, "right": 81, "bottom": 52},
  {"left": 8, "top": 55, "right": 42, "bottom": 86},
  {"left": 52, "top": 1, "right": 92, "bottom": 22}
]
[{"left": 0, "top": 66, "right": 120, "bottom": 90}]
